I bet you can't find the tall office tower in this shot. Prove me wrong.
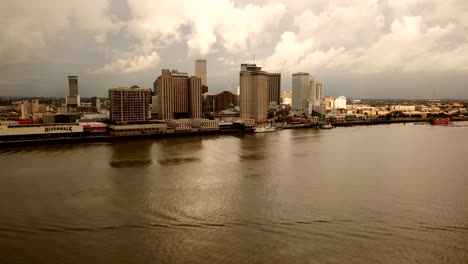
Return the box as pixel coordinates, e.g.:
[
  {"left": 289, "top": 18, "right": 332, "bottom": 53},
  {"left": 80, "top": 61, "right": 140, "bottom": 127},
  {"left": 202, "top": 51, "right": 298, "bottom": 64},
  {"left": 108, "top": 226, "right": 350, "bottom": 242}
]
[
  {"left": 108, "top": 87, "right": 151, "bottom": 124},
  {"left": 155, "top": 69, "right": 202, "bottom": 120},
  {"left": 189, "top": 76, "right": 202, "bottom": 119},
  {"left": 307, "top": 77, "right": 323, "bottom": 114},
  {"left": 267, "top": 73, "right": 281, "bottom": 105},
  {"left": 66, "top": 76, "right": 80, "bottom": 107},
  {"left": 195, "top": 59, "right": 208, "bottom": 93},
  {"left": 292, "top": 72, "right": 310, "bottom": 111},
  {"left": 31, "top": 99, "right": 39, "bottom": 113},
  {"left": 239, "top": 63, "right": 269, "bottom": 121},
  {"left": 315, "top": 81, "right": 323, "bottom": 101}
]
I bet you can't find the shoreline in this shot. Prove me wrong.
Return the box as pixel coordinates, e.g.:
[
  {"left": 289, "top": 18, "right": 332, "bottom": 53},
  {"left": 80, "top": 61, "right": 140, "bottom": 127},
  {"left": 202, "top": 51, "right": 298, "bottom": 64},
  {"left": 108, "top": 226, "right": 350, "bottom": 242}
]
[{"left": 1, "top": 117, "right": 467, "bottom": 147}]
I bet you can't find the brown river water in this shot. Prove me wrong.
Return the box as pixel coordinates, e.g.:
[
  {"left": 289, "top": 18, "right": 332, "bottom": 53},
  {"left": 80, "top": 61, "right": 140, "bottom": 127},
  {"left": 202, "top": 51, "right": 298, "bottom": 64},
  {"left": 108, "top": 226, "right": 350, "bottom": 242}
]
[{"left": 0, "top": 123, "right": 467, "bottom": 264}]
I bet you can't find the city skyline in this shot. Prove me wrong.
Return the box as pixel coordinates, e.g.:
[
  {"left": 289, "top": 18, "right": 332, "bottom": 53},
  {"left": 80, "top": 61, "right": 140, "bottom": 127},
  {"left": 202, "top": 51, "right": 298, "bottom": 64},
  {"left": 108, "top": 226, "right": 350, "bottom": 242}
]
[{"left": 1, "top": 0, "right": 468, "bottom": 99}]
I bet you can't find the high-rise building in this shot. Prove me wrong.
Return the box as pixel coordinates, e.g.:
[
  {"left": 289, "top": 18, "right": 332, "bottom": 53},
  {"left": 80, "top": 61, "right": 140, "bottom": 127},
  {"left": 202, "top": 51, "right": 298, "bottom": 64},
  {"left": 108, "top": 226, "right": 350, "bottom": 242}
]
[
  {"left": 267, "top": 73, "right": 281, "bottom": 105},
  {"left": 239, "top": 63, "right": 269, "bottom": 121},
  {"left": 308, "top": 77, "right": 323, "bottom": 114},
  {"left": 154, "top": 69, "right": 202, "bottom": 120},
  {"left": 66, "top": 76, "right": 80, "bottom": 107},
  {"left": 195, "top": 59, "right": 208, "bottom": 93},
  {"left": 292, "top": 72, "right": 310, "bottom": 111},
  {"left": 109, "top": 87, "right": 151, "bottom": 124},
  {"left": 213, "top": 91, "right": 239, "bottom": 112}
]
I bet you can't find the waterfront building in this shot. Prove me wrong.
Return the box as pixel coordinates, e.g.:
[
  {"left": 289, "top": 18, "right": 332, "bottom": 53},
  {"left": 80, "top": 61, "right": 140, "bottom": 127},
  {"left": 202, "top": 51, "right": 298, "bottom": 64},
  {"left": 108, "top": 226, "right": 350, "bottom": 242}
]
[
  {"left": 195, "top": 59, "right": 208, "bottom": 93},
  {"left": 43, "top": 113, "right": 82, "bottom": 124},
  {"left": 239, "top": 64, "right": 270, "bottom": 121},
  {"left": 108, "top": 87, "right": 152, "bottom": 124},
  {"left": 325, "top": 96, "right": 334, "bottom": 110},
  {"left": 213, "top": 91, "right": 239, "bottom": 112},
  {"left": 281, "top": 91, "right": 292, "bottom": 105},
  {"left": 154, "top": 69, "right": 202, "bottom": 120},
  {"left": 390, "top": 105, "right": 416, "bottom": 112},
  {"left": 20, "top": 101, "right": 32, "bottom": 119},
  {"left": 31, "top": 99, "right": 39, "bottom": 113},
  {"left": 267, "top": 73, "right": 281, "bottom": 105},
  {"left": 334, "top": 96, "right": 347, "bottom": 110},
  {"left": 91, "top": 97, "right": 101, "bottom": 112},
  {"left": 292, "top": 72, "right": 310, "bottom": 112},
  {"left": 66, "top": 76, "right": 80, "bottom": 107}
]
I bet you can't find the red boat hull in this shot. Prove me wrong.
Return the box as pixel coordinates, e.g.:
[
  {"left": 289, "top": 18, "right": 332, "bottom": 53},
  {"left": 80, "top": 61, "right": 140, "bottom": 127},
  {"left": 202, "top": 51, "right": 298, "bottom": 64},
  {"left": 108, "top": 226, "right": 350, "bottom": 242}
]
[{"left": 430, "top": 118, "right": 452, "bottom": 125}]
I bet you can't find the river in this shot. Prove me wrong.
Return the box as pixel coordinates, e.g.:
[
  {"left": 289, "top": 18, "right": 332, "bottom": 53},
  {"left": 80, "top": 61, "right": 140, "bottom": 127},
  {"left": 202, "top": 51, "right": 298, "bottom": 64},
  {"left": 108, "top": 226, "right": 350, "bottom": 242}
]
[{"left": 0, "top": 123, "right": 467, "bottom": 264}]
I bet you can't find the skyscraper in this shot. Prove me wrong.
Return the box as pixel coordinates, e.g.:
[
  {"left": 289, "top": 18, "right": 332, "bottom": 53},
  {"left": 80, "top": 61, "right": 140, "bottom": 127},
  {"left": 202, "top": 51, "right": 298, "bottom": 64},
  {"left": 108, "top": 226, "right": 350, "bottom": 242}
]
[
  {"left": 292, "top": 72, "right": 310, "bottom": 111},
  {"left": 66, "top": 76, "right": 80, "bottom": 107},
  {"left": 155, "top": 69, "right": 202, "bottom": 120},
  {"left": 308, "top": 77, "right": 323, "bottom": 113},
  {"left": 109, "top": 87, "right": 151, "bottom": 124},
  {"left": 239, "top": 64, "right": 269, "bottom": 121},
  {"left": 267, "top": 73, "right": 281, "bottom": 105},
  {"left": 195, "top": 59, "right": 208, "bottom": 93}
]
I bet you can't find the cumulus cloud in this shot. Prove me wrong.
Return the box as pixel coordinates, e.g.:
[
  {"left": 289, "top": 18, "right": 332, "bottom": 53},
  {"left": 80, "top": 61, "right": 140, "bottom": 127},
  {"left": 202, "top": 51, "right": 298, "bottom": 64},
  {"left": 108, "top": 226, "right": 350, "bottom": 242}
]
[
  {"left": 2, "top": 0, "right": 468, "bottom": 78},
  {"left": 92, "top": 51, "right": 160, "bottom": 74},
  {"left": 126, "top": 0, "right": 286, "bottom": 56},
  {"left": 263, "top": 1, "right": 468, "bottom": 74},
  {"left": 0, "top": 0, "right": 120, "bottom": 66}
]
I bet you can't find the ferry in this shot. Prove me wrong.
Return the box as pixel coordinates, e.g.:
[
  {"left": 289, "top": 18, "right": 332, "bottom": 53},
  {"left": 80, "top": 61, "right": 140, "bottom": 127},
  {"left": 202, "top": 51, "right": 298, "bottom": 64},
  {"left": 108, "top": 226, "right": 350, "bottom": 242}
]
[{"left": 430, "top": 118, "right": 452, "bottom": 125}]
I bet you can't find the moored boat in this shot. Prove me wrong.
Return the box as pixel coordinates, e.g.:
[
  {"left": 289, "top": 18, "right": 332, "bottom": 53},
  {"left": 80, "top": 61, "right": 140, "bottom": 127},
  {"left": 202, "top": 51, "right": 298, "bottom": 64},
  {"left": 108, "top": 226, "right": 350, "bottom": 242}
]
[
  {"left": 253, "top": 126, "right": 277, "bottom": 133},
  {"left": 430, "top": 118, "right": 452, "bottom": 125},
  {"left": 320, "top": 123, "right": 334, "bottom": 129}
]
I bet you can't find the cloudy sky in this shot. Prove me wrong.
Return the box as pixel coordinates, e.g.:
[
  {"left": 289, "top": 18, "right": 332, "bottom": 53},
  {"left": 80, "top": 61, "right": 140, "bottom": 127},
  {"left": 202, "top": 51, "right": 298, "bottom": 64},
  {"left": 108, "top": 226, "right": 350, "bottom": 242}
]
[{"left": 1, "top": 0, "right": 468, "bottom": 99}]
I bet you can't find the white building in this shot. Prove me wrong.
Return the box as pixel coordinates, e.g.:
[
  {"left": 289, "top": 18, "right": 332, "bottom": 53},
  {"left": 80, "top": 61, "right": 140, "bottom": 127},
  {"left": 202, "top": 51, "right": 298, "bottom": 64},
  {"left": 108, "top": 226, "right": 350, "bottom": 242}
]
[
  {"left": 334, "top": 96, "right": 347, "bottom": 110},
  {"left": 390, "top": 105, "right": 416, "bottom": 112}
]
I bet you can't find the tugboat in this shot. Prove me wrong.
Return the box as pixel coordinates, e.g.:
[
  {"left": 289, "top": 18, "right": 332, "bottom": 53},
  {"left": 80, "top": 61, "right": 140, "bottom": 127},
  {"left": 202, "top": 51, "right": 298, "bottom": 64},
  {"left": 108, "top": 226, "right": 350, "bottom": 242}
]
[{"left": 430, "top": 118, "right": 452, "bottom": 125}]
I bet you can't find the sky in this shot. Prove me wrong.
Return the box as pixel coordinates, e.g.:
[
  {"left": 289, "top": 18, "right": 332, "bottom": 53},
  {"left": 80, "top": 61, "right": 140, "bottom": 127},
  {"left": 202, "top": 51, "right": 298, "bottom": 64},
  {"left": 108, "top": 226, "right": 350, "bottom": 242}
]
[{"left": 1, "top": 0, "right": 468, "bottom": 99}]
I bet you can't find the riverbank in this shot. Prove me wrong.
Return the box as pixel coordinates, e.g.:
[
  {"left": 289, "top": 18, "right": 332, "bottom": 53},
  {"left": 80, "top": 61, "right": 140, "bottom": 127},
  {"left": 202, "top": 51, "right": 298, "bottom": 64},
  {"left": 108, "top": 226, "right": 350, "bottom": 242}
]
[{"left": 1, "top": 117, "right": 467, "bottom": 147}]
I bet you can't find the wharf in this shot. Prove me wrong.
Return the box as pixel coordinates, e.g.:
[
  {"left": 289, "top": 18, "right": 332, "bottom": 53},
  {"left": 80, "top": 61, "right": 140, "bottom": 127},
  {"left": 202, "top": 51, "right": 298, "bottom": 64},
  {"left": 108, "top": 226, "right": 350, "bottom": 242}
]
[{"left": 1, "top": 117, "right": 467, "bottom": 147}]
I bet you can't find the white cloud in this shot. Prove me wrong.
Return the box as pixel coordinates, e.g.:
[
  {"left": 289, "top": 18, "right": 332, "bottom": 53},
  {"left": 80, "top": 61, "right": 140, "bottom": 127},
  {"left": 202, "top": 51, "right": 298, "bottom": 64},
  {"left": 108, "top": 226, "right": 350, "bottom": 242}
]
[
  {"left": 126, "top": 0, "right": 286, "bottom": 57},
  {"left": 261, "top": 0, "right": 468, "bottom": 74},
  {"left": 0, "top": 0, "right": 120, "bottom": 66},
  {"left": 2, "top": 0, "right": 468, "bottom": 77},
  {"left": 92, "top": 51, "right": 160, "bottom": 74}
]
